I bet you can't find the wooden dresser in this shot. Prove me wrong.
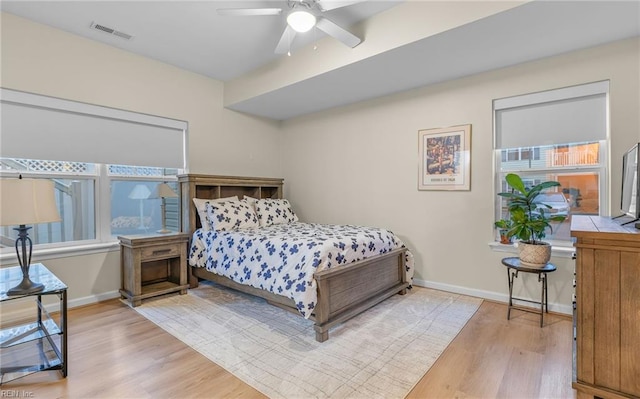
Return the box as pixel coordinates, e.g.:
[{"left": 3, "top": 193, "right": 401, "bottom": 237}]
[{"left": 571, "top": 215, "right": 640, "bottom": 399}]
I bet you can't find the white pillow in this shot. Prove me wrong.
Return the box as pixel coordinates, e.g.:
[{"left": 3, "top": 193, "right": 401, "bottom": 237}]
[
  {"left": 254, "top": 198, "right": 299, "bottom": 227},
  {"left": 193, "top": 196, "right": 239, "bottom": 231},
  {"left": 205, "top": 199, "right": 259, "bottom": 231}
]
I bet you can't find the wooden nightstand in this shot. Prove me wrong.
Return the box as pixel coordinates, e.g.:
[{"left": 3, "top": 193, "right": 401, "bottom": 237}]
[{"left": 119, "top": 233, "right": 190, "bottom": 307}]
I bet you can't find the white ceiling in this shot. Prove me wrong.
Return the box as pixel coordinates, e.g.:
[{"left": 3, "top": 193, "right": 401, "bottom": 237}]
[
  {"left": 1, "top": 0, "right": 401, "bottom": 81},
  {"left": 2, "top": 1, "right": 639, "bottom": 120}
]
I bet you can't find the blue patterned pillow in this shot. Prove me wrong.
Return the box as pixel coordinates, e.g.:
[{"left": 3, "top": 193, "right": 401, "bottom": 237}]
[
  {"left": 193, "top": 196, "right": 239, "bottom": 231},
  {"left": 205, "top": 199, "right": 259, "bottom": 231},
  {"left": 243, "top": 195, "right": 258, "bottom": 211},
  {"left": 254, "top": 198, "right": 299, "bottom": 227}
]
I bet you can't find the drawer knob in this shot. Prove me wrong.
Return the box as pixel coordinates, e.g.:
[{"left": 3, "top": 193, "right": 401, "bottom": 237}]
[{"left": 152, "top": 249, "right": 172, "bottom": 255}]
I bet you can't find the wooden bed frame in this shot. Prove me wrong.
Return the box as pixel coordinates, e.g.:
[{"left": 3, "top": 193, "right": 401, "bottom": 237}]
[{"left": 178, "top": 174, "right": 410, "bottom": 342}]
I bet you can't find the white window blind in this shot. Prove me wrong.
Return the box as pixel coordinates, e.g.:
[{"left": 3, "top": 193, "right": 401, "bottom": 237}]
[
  {"left": 0, "top": 88, "right": 187, "bottom": 169},
  {"left": 495, "top": 81, "right": 608, "bottom": 149}
]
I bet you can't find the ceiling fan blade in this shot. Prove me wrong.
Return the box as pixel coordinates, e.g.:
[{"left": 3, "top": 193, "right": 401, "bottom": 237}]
[
  {"left": 315, "top": 17, "right": 362, "bottom": 48},
  {"left": 275, "top": 25, "right": 297, "bottom": 54},
  {"left": 316, "top": 0, "right": 366, "bottom": 12},
  {"left": 217, "top": 8, "right": 282, "bottom": 16}
]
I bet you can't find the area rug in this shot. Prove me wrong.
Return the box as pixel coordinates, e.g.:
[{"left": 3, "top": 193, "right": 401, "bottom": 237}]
[{"left": 134, "top": 282, "right": 482, "bottom": 399}]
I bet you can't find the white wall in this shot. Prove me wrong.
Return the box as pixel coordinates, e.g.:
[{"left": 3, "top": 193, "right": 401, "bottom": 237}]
[
  {"left": 281, "top": 37, "right": 640, "bottom": 313},
  {"left": 0, "top": 13, "right": 283, "bottom": 308}
]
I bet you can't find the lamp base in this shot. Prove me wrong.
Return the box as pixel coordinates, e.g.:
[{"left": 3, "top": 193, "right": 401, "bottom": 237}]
[
  {"left": 156, "top": 228, "right": 172, "bottom": 234},
  {"left": 9, "top": 225, "right": 45, "bottom": 296},
  {"left": 7, "top": 276, "right": 45, "bottom": 296}
]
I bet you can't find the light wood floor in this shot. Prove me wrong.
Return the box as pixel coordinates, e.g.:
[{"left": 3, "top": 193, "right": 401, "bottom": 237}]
[{"left": 3, "top": 296, "right": 576, "bottom": 398}]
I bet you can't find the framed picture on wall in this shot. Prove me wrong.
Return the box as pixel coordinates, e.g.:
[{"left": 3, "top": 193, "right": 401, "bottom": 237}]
[{"left": 418, "top": 124, "right": 471, "bottom": 191}]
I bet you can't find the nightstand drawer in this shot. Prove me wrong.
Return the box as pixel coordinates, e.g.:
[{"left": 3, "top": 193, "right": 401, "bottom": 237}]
[{"left": 141, "top": 244, "right": 181, "bottom": 260}]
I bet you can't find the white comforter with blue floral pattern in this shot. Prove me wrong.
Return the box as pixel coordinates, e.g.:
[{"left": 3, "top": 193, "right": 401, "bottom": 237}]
[{"left": 189, "top": 222, "right": 414, "bottom": 319}]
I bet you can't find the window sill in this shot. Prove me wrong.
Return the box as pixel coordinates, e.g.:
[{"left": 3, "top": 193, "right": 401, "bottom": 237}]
[
  {"left": 488, "top": 241, "right": 576, "bottom": 258},
  {"left": 0, "top": 241, "right": 121, "bottom": 265}
]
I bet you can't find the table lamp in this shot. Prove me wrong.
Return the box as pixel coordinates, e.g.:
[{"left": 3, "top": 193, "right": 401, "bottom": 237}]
[
  {"left": 0, "top": 177, "right": 61, "bottom": 295},
  {"left": 149, "top": 183, "right": 178, "bottom": 234},
  {"left": 128, "top": 184, "right": 151, "bottom": 230}
]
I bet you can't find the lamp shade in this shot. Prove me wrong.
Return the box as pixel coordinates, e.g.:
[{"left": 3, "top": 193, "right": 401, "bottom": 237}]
[
  {"left": 149, "top": 183, "right": 177, "bottom": 199},
  {"left": 287, "top": 10, "right": 316, "bottom": 33},
  {"left": 128, "top": 184, "right": 151, "bottom": 200},
  {"left": 0, "top": 178, "right": 61, "bottom": 226}
]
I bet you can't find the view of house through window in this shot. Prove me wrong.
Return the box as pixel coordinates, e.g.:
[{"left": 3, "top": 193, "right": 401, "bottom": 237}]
[
  {"left": 0, "top": 158, "right": 179, "bottom": 252},
  {"left": 497, "top": 141, "right": 602, "bottom": 243}
]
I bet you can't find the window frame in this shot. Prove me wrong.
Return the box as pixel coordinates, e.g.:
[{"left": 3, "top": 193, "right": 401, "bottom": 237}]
[
  {"left": 0, "top": 163, "right": 180, "bottom": 264},
  {"left": 0, "top": 89, "right": 187, "bottom": 263},
  {"left": 492, "top": 82, "right": 610, "bottom": 254}
]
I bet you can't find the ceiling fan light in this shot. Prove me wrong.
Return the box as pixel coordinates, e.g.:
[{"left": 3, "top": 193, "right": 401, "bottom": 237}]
[{"left": 287, "top": 10, "right": 316, "bottom": 33}]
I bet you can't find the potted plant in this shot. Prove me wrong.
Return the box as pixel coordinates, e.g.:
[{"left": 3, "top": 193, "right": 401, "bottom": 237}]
[
  {"left": 498, "top": 173, "right": 567, "bottom": 267},
  {"left": 494, "top": 219, "right": 513, "bottom": 244}
]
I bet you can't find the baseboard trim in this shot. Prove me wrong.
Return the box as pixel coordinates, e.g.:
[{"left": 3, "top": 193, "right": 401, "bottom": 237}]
[
  {"left": 3, "top": 281, "right": 573, "bottom": 324},
  {"left": 69, "top": 290, "right": 122, "bottom": 308},
  {"left": 1, "top": 290, "right": 121, "bottom": 324},
  {"left": 412, "top": 278, "right": 572, "bottom": 315}
]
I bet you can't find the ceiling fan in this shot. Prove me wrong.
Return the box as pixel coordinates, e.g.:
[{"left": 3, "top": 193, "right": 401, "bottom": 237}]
[{"left": 217, "top": 0, "right": 364, "bottom": 54}]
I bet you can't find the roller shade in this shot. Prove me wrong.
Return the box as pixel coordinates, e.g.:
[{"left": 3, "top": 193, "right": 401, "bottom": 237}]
[
  {"left": 0, "top": 88, "right": 187, "bottom": 169},
  {"left": 495, "top": 81, "right": 608, "bottom": 149}
]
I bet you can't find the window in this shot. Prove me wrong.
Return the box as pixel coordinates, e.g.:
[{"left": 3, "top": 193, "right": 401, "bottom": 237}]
[
  {"left": 108, "top": 165, "right": 180, "bottom": 237},
  {"left": 0, "top": 89, "right": 187, "bottom": 258},
  {"left": 0, "top": 159, "right": 97, "bottom": 246},
  {"left": 0, "top": 159, "right": 179, "bottom": 251},
  {"left": 502, "top": 147, "right": 541, "bottom": 163},
  {"left": 494, "top": 81, "right": 609, "bottom": 246}
]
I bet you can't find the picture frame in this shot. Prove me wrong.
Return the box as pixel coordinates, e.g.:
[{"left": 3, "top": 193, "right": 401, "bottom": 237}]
[{"left": 418, "top": 124, "right": 471, "bottom": 191}]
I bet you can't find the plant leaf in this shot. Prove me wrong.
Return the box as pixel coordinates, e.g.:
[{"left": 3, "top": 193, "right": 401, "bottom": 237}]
[{"left": 505, "top": 173, "right": 526, "bottom": 194}]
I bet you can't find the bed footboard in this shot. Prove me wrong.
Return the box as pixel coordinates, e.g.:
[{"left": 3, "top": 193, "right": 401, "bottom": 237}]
[
  {"left": 312, "top": 247, "right": 409, "bottom": 342},
  {"left": 190, "top": 247, "right": 409, "bottom": 343}
]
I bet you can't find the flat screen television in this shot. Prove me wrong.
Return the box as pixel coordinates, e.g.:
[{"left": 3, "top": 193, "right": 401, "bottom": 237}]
[{"left": 620, "top": 142, "right": 639, "bottom": 223}]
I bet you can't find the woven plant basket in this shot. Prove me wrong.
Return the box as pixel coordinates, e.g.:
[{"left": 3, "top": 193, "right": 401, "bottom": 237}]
[{"left": 517, "top": 241, "right": 551, "bottom": 267}]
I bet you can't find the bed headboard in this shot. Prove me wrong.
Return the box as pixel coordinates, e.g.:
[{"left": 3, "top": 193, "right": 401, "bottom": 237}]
[{"left": 177, "top": 174, "right": 284, "bottom": 234}]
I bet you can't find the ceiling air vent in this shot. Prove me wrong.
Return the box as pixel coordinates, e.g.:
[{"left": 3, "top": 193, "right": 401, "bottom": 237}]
[{"left": 89, "top": 22, "right": 133, "bottom": 40}]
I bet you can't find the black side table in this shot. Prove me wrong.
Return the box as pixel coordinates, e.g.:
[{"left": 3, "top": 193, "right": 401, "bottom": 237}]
[
  {"left": 501, "top": 257, "right": 556, "bottom": 327},
  {"left": 0, "top": 264, "right": 68, "bottom": 384}
]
